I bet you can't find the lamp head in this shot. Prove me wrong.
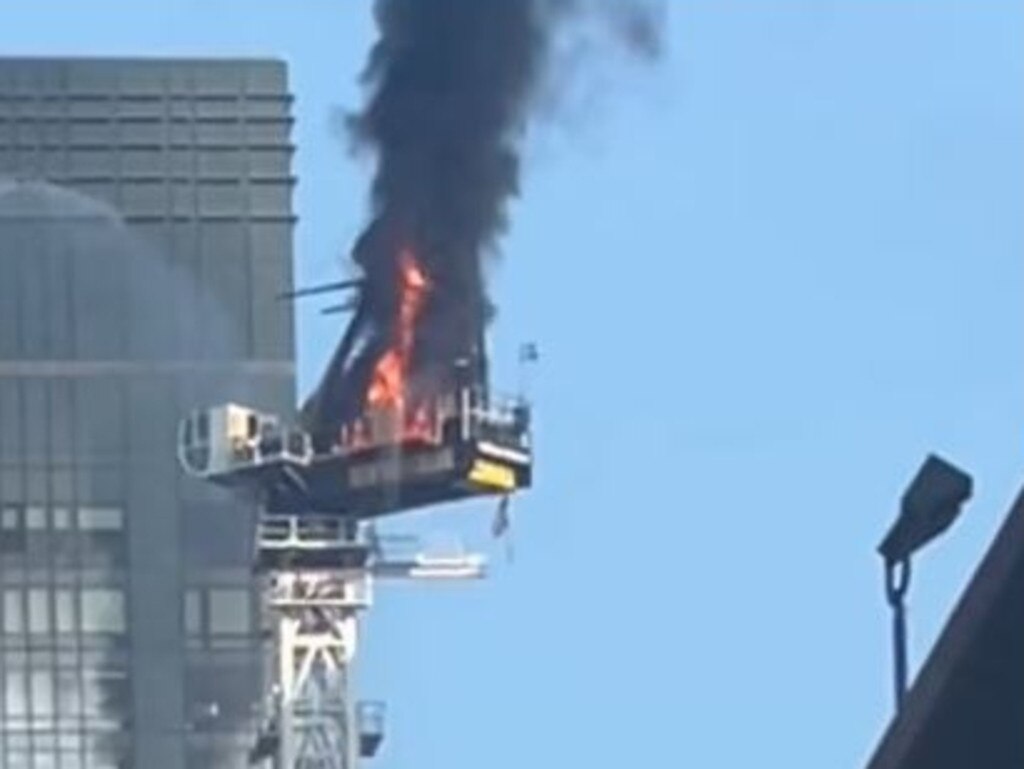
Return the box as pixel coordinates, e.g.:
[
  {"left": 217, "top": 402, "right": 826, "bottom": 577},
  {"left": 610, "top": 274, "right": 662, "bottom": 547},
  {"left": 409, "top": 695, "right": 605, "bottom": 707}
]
[{"left": 878, "top": 454, "right": 972, "bottom": 564}]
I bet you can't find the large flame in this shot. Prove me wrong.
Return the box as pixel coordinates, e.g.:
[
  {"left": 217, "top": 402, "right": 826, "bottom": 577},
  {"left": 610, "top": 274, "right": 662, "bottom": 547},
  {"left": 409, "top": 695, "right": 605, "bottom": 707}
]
[{"left": 366, "top": 247, "right": 429, "bottom": 412}]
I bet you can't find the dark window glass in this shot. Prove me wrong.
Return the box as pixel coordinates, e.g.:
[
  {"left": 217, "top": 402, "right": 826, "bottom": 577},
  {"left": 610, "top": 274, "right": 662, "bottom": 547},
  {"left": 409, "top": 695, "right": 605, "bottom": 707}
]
[{"left": 3, "top": 589, "right": 24, "bottom": 633}]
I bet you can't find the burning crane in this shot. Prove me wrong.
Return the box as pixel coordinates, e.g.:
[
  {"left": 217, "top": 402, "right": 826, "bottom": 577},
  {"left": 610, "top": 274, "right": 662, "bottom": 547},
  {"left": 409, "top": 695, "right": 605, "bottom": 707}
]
[{"left": 175, "top": 2, "right": 660, "bottom": 766}]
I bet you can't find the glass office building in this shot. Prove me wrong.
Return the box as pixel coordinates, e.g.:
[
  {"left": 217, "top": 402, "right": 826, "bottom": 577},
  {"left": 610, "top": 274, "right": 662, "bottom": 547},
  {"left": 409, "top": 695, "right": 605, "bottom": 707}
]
[{"left": 0, "top": 58, "right": 296, "bottom": 768}]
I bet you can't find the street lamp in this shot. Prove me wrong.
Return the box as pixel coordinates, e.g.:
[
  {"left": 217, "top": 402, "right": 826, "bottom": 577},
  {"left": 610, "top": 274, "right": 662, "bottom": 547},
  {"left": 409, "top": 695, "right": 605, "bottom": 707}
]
[{"left": 878, "top": 454, "right": 972, "bottom": 712}]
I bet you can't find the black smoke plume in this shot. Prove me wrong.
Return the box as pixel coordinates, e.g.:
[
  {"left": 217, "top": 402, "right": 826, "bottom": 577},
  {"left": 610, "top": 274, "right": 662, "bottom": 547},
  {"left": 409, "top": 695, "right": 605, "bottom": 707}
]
[{"left": 302, "top": 0, "right": 662, "bottom": 442}]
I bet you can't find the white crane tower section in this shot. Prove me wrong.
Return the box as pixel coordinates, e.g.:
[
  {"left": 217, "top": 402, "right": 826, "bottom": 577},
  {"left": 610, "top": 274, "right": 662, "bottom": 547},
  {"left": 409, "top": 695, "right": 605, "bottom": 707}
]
[{"left": 251, "top": 515, "right": 485, "bottom": 769}]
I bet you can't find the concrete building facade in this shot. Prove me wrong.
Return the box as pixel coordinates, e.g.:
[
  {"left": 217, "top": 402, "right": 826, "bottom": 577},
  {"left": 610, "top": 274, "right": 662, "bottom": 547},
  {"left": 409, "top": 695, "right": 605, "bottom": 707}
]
[{"left": 0, "top": 58, "right": 296, "bottom": 768}]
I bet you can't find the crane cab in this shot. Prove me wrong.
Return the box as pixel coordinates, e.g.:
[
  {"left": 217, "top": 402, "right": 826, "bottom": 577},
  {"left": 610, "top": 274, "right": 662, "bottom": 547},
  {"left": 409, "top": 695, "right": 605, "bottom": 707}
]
[{"left": 177, "top": 386, "right": 531, "bottom": 519}]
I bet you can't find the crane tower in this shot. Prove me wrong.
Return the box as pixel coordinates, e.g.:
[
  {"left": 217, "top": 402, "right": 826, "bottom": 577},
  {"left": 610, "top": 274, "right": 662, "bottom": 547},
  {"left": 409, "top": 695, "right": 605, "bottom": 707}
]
[{"left": 177, "top": 386, "right": 532, "bottom": 768}]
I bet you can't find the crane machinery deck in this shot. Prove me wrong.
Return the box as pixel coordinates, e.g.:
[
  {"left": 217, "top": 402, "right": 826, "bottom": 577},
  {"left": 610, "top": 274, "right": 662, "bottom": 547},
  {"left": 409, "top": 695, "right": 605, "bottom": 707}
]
[{"left": 177, "top": 381, "right": 532, "bottom": 768}]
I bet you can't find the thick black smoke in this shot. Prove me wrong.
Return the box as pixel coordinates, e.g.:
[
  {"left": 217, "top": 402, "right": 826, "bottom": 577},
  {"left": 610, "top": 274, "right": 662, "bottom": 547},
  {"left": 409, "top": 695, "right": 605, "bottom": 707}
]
[{"left": 302, "top": 0, "right": 662, "bottom": 440}]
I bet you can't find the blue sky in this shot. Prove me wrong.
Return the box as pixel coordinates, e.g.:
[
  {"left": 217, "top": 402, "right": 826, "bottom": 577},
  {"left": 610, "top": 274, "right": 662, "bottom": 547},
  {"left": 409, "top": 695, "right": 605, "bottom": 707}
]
[{"left": 2, "top": 2, "right": 1022, "bottom": 766}]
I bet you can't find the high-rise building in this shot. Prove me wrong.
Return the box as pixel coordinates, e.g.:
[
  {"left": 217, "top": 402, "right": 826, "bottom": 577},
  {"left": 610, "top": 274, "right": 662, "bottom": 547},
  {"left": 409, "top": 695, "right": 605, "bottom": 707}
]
[{"left": 0, "top": 58, "right": 296, "bottom": 768}]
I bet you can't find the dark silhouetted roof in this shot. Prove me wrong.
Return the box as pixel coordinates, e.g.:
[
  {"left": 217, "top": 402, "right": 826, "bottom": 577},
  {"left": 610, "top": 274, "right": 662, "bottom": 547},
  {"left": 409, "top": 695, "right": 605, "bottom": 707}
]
[{"left": 866, "top": 485, "right": 1024, "bottom": 769}]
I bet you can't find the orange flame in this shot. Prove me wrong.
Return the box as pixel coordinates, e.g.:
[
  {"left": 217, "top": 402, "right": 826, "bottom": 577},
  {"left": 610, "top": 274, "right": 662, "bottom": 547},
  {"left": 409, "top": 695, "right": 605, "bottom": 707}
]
[{"left": 366, "top": 248, "right": 429, "bottom": 412}]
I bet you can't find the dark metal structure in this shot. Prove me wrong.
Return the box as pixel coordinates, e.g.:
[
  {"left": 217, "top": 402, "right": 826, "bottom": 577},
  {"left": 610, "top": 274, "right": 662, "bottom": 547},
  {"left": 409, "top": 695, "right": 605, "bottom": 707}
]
[
  {"left": 0, "top": 57, "right": 295, "bottom": 768},
  {"left": 878, "top": 455, "right": 972, "bottom": 711},
  {"left": 178, "top": 390, "right": 532, "bottom": 519},
  {"left": 866, "top": 485, "right": 1024, "bottom": 769}
]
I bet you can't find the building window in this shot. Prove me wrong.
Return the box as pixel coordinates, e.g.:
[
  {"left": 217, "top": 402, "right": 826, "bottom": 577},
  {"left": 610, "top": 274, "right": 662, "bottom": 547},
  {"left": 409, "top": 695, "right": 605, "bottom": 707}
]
[
  {"left": 4, "top": 669, "right": 27, "bottom": 716},
  {"left": 80, "top": 588, "right": 126, "bottom": 634},
  {"left": 77, "top": 506, "right": 127, "bottom": 568},
  {"left": 27, "top": 588, "right": 50, "bottom": 634},
  {"left": 25, "top": 505, "right": 46, "bottom": 530},
  {"left": 30, "top": 670, "right": 54, "bottom": 716},
  {"left": 77, "top": 506, "right": 123, "bottom": 531},
  {"left": 55, "top": 589, "right": 76, "bottom": 634},
  {"left": 52, "top": 506, "right": 71, "bottom": 530},
  {"left": 1, "top": 506, "right": 25, "bottom": 554},
  {"left": 82, "top": 669, "right": 129, "bottom": 717},
  {"left": 57, "top": 670, "right": 83, "bottom": 717},
  {"left": 3, "top": 589, "right": 23, "bottom": 633},
  {"left": 208, "top": 588, "right": 250, "bottom": 635}
]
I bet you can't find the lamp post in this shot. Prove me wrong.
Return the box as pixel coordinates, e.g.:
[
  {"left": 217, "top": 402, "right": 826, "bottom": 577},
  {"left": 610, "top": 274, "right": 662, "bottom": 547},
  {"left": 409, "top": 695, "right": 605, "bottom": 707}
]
[{"left": 877, "top": 454, "right": 972, "bottom": 712}]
